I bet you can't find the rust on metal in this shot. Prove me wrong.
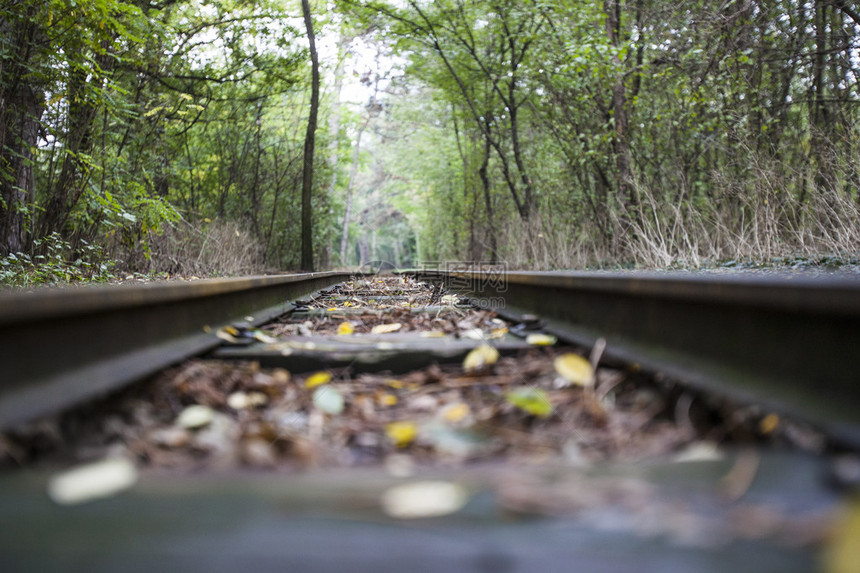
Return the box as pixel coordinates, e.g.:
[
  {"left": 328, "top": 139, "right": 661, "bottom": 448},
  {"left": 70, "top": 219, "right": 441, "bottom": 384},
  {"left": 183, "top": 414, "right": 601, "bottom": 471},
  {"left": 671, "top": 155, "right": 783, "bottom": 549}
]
[
  {"left": 414, "top": 270, "right": 860, "bottom": 445},
  {"left": 0, "top": 272, "right": 352, "bottom": 429}
]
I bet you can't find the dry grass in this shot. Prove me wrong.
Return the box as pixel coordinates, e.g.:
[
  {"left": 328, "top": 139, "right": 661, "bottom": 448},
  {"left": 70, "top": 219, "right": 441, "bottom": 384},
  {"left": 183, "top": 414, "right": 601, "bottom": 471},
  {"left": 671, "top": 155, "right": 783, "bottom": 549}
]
[
  {"left": 493, "top": 148, "right": 860, "bottom": 270},
  {"left": 119, "top": 219, "right": 265, "bottom": 277}
]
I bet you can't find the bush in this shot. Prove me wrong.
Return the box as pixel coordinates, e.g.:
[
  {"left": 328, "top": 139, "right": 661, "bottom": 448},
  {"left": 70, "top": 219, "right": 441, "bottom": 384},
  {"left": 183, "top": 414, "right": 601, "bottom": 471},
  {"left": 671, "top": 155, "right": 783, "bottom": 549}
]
[{"left": 0, "top": 233, "right": 116, "bottom": 287}]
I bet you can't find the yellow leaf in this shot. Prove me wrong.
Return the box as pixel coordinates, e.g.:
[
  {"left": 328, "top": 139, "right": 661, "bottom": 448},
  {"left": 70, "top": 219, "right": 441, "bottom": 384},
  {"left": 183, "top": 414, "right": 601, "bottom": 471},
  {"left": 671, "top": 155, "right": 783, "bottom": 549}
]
[
  {"left": 488, "top": 327, "right": 509, "bottom": 339},
  {"left": 385, "top": 378, "right": 404, "bottom": 389},
  {"left": 371, "top": 323, "right": 402, "bottom": 334},
  {"left": 507, "top": 388, "right": 553, "bottom": 418},
  {"left": 824, "top": 497, "right": 860, "bottom": 573},
  {"left": 327, "top": 307, "right": 338, "bottom": 312},
  {"left": 337, "top": 322, "right": 354, "bottom": 335},
  {"left": 442, "top": 403, "right": 471, "bottom": 424},
  {"left": 526, "top": 333, "right": 557, "bottom": 346},
  {"left": 420, "top": 330, "right": 448, "bottom": 338},
  {"left": 386, "top": 421, "right": 418, "bottom": 448},
  {"left": 554, "top": 354, "right": 594, "bottom": 387},
  {"left": 304, "top": 371, "right": 332, "bottom": 389},
  {"left": 379, "top": 393, "right": 398, "bottom": 406},
  {"left": 463, "top": 344, "right": 499, "bottom": 373},
  {"left": 216, "top": 326, "right": 240, "bottom": 343},
  {"left": 759, "top": 413, "right": 779, "bottom": 434}
]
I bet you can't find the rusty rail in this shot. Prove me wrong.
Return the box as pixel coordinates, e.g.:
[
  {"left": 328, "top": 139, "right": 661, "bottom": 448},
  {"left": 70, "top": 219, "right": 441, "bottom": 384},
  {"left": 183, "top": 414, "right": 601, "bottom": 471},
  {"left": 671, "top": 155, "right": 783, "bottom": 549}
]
[
  {"left": 0, "top": 272, "right": 352, "bottom": 429},
  {"left": 413, "top": 270, "right": 860, "bottom": 445}
]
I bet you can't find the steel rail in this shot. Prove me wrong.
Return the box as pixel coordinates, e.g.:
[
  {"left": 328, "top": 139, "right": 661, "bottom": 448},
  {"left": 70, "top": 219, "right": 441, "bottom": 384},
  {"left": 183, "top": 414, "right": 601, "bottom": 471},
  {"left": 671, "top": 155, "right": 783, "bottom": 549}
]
[
  {"left": 413, "top": 270, "right": 860, "bottom": 445},
  {"left": 0, "top": 272, "right": 352, "bottom": 430}
]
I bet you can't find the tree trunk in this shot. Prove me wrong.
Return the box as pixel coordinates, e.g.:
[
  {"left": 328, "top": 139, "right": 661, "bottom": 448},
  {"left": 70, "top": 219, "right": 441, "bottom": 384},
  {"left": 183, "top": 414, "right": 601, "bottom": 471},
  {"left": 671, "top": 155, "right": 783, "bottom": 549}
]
[
  {"left": 38, "top": 43, "right": 114, "bottom": 242},
  {"left": 0, "top": 94, "right": 42, "bottom": 254},
  {"left": 604, "top": 0, "right": 635, "bottom": 207},
  {"left": 339, "top": 118, "right": 369, "bottom": 266},
  {"left": 328, "top": 35, "right": 347, "bottom": 262},
  {"left": 478, "top": 135, "right": 498, "bottom": 263},
  {"left": 0, "top": 16, "right": 45, "bottom": 254},
  {"left": 300, "top": 0, "right": 319, "bottom": 271}
]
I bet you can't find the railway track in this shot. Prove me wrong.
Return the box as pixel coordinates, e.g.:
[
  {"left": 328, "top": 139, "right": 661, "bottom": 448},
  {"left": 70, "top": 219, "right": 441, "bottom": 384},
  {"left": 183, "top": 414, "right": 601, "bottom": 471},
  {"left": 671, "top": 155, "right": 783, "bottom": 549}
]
[
  {"left": 0, "top": 272, "right": 351, "bottom": 429},
  {"left": 418, "top": 269, "right": 860, "bottom": 446},
  {"left": 2, "top": 269, "right": 859, "bottom": 572}
]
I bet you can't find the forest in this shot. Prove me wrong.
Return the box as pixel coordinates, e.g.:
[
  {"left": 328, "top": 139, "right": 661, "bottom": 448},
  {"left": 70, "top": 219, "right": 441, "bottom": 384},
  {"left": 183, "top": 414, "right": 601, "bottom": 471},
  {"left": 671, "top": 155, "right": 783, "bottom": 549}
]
[{"left": 1, "top": 0, "right": 859, "bottom": 284}]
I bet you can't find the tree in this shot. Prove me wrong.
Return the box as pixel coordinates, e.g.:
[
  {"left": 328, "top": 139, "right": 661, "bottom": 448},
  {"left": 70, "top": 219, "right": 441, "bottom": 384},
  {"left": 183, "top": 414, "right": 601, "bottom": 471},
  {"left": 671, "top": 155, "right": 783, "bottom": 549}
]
[{"left": 300, "top": 0, "right": 320, "bottom": 271}]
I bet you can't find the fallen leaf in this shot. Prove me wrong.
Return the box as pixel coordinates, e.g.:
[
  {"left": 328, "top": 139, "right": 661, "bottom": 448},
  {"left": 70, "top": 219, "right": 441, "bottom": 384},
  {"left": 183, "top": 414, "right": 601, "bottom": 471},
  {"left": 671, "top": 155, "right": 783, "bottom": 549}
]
[
  {"left": 420, "top": 331, "right": 448, "bottom": 338},
  {"left": 759, "top": 413, "right": 779, "bottom": 434},
  {"left": 337, "top": 322, "right": 355, "bottom": 335},
  {"left": 305, "top": 371, "right": 333, "bottom": 389},
  {"left": 460, "top": 328, "right": 487, "bottom": 340},
  {"left": 252, "top": 330, "right": 278, "bottom": 344},
  {"left": 463, "top": 344, "right": 500, "bottom": 373},
  {"left": 227, "top": 391, "right": 268, "bottom": 410},
  {"left": 427, "top": 423, "right": 485, "bottom": 457},
  {"left": 386, "top": 421, "right": 418, "bottom": 448},
  {"left": 442, "top": 403, "right": 471, "bottom": 424},
  {"left": 216, "top": 326, "right": 241, "bottom": 343},
  {"left": 381, "top": 481, "right": 468, "bottom": 519},
  {"left": 48, "top": 458, "right": 138, "bottom": 505},
  {"left": 379, "top": 393, "right": 398, "bottom": 407},
  {"left": 554, "top": 353, "right": 594, "bottom": 387},
  {"left": 507, "top": 387, "right": 553, "bottom": 418},
  {"left": 673, "top": 442, "right": 724, "bottom": 463},
  {"left": 313, "top": 387, "right": 345, "bottom": 415},
  {"left": 371, "top": 323, "right": 402, "bottom": 334},
  {"left": 824, "top": 497, "right": 860, "bottom": 573},
  {"left": 176, "top": 404, "right": 216, "bottom": 429},
  {"left": 272, "top": 369, "right": 291, "bottom": 384},
  {"left": 526, "top": 333, "right": 557, "bottom": 346}
]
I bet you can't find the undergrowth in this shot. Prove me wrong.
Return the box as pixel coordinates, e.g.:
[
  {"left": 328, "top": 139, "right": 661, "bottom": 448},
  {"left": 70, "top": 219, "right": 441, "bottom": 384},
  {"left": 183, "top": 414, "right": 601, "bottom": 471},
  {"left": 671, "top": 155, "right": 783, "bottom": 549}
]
[
  {"left": 494, "top": 154, "right": 860, "bottom": 271},
  {"left": 1, "top": 220, "right": 266, "bottom": 288},
  {"left": 0, "top": 233, "right": 117, "bottom": 287}
]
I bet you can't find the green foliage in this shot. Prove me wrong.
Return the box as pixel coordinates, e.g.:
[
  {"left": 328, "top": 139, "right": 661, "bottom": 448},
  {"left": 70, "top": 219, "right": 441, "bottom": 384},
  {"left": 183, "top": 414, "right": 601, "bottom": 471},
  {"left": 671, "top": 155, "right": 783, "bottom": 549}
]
[
  {"left": 3, "top": 0, "right": 858, "bottom": 278},
  {"left": 0, "top": 233, "right": 115, "bottom": 287},
  {"left": 1, "top": 0, "right": 340, "bottom": 277},
  {"left": 343, "top": 0, "right": 860, "bottom": 268}
]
